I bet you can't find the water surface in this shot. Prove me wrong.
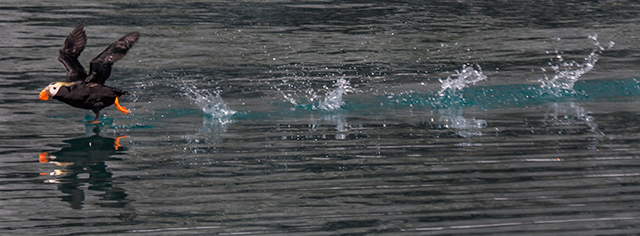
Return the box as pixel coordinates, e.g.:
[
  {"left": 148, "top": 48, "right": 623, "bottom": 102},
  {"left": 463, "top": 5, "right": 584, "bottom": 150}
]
[{"left": 3, "top": 0, "right": 640, "bottom": 235}]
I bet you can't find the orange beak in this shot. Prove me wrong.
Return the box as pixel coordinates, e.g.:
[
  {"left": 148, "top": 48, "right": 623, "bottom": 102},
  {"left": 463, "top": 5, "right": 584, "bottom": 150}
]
[
  {"left": 39, "top": 87, "right": 50, "bottom": 101},
  {"left": 39, "top": 152, "right": 50, "bottom": 163}
]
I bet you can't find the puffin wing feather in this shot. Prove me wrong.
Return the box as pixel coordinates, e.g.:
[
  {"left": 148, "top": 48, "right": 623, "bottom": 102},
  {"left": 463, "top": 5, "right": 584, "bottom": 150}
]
[
  {"left": 58, "top": 24, "right": 88, "bottom": 82},
  {"left": 85, "top": 31, "right": 139, "bottom": 85}
]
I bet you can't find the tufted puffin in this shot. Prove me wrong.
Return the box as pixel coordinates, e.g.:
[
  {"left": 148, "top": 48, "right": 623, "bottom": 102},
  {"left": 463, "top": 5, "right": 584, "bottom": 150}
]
[{"left": 39, "top": 24, "right": 139, "bottom": 123}]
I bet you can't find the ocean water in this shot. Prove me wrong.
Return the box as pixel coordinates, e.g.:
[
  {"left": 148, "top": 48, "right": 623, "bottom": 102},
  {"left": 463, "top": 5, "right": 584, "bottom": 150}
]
[{"left": 3, "top": 0, "right": 640, "bottom": 235}]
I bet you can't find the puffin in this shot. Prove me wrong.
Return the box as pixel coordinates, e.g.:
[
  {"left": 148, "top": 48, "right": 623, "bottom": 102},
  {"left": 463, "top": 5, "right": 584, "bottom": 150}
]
[{"left": 39, "top": 24, "right": 139, "bottom": 123}]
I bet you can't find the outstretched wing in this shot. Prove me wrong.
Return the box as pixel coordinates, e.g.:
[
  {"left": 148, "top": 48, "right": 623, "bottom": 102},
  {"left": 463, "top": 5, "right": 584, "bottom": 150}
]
[
  {"left": 85, "top": 31, "right": 139, "bottom": 85},
  {"left": 58, "top": 24, "right": 87, "bottom": 82}
]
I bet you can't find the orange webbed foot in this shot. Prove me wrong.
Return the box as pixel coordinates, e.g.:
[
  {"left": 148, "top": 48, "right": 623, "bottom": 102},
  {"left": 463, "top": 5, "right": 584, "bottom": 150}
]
[
  {"left": 115, "top": 96, "right": 130, "bottom": 114},
  {"left": 114, "top": 135, "right": 129, "bottom": 150}
]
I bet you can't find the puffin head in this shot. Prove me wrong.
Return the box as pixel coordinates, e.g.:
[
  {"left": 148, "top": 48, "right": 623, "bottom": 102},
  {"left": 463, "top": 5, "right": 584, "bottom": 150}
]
[{"left": 39, "top": 82, "right": 74, "bottom": 100}]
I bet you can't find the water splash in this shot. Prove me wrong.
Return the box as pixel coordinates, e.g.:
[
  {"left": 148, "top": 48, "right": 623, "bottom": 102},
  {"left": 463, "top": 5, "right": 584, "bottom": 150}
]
[
  {"left": 279, "top": 86, "right": 319, "bottom": 107},
  {"left": 438, "top": 107, "right": 487, "bottom": 138},
  {"left": 280, "top": 78, "right": 354, "bottom": 111},
  {"left": 539, "top": 34, "right": 614, "bottom": 95},
  {"left": 181, "top": 84, "right": 236, "bottom": 118},
  {"left": 280, "top": 90, "right": 300, "bottom": 106},
  {"left": 179, "top": 83, "right": 235, "bottom": 151},
  {"left": 423, "top": 64, "right": 488, "bottom": 108},
  {"left": 438, "top": 65, "right": 488, "bottom": 97},
  {"left": 317, "top": 78, "right": 353, "bottom": 111},
  {"left": 183, "top": 115, "right": 233, "bottom": 152},
  {"left": 309, "top": 112, "right": 350, "bottom": 139},
  {"left": 543, "top": 102, "right": 606, "bottom": 140}
]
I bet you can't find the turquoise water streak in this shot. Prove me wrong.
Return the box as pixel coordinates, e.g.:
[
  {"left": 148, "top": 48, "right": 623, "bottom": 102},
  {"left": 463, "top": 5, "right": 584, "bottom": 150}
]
[
  {"left": 160, "top": 77, "right": 640, "bottom": 124},
  {"left": 86, "top": 77, "right": 640, "bottom": 127},
  {"left": 383, "top": 78, "right": 640, "bottom": 109}
]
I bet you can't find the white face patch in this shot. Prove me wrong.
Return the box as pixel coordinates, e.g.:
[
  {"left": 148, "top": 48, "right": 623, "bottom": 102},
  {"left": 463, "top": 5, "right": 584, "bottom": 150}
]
[{"left": 48, "top": 83, "right": 62, "bottom": 96}]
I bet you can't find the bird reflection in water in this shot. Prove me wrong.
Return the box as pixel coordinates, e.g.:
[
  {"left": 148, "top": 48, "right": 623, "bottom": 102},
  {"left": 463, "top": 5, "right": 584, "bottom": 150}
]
[{"left": 39, "top": 126, "right": 129, "bottom": 209}]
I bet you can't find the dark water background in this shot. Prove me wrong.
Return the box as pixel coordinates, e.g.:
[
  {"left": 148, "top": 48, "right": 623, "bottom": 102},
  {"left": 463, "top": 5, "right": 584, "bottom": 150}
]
[{"left": 3, "top": 0, "right": 640, "bottom": 235}]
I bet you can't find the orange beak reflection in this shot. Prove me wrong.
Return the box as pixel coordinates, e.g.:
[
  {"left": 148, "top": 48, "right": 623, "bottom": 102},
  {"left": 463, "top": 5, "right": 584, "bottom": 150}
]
[
  {"left": 39, "top": 87, "right": 50, "bottom": 101},
  {"left": 39, "top": 152, "right": 52, "bottom": 163}
]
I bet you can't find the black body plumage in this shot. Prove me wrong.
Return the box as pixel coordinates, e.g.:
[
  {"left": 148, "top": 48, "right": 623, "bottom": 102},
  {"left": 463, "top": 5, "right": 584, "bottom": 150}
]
[{"left": 41, "top": 24, "right": 139, "bottom": 122}]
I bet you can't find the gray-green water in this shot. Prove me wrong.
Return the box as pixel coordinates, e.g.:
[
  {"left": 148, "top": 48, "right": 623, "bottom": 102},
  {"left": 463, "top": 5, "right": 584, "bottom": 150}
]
[{"left": 3, "top": 0, "right": 640, "bottom": 235}]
